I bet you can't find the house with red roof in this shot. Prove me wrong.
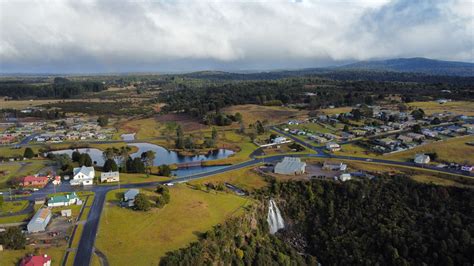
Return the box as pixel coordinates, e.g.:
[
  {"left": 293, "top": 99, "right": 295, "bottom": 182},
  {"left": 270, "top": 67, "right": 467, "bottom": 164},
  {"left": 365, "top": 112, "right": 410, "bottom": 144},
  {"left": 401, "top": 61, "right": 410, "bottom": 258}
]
[
  {"left": 20, "top": 254, "right": 51, "bottom": 266},
  {"left": 18, "top": 176, "right": 49, "bottom": 188}
]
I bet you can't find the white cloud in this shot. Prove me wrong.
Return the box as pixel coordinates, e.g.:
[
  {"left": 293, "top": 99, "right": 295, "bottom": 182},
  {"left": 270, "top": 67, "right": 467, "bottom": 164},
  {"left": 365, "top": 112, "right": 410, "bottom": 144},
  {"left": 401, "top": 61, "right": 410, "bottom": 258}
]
[{"left": 0, "top": 0, "right": 472, "bottom": 73}]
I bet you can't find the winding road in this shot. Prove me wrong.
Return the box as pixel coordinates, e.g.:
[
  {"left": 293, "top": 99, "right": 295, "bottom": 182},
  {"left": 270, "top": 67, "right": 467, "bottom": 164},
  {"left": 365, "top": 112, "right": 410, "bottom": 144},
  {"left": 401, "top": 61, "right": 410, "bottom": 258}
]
[{"left": 3, "top": 130, "right": 472, "bottom": 266}]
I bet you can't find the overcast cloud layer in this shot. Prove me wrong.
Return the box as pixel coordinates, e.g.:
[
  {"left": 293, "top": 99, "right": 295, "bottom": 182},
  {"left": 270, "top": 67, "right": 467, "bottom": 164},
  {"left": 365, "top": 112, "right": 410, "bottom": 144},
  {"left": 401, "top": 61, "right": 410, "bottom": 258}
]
[{"left": 0, "top": 0, "right": 473, "bottom": 73}]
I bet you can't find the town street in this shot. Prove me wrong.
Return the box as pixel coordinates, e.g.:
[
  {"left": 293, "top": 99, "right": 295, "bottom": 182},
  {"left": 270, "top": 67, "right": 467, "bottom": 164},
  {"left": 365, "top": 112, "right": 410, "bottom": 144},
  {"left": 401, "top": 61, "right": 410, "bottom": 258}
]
[{"left": 3, "top": 140, "right": 471, "bottom": 266}]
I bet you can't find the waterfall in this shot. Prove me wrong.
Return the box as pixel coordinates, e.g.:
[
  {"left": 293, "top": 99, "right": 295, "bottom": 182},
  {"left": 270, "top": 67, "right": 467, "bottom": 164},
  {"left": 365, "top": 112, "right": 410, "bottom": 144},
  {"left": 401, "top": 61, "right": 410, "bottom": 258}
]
[{"left": 267, "top": 199, "right": 285, "bottom": 234}]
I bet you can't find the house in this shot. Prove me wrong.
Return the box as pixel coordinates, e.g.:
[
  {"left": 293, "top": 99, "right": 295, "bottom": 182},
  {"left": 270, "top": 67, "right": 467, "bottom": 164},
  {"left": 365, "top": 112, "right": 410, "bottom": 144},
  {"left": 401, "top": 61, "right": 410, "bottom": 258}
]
[
  {"left": 52, "top": 176, "right": 61, "bottom": 186},
  {"left": 406, "top": 133, "right": 425, "bottom": 141},
  {"left": 18, "top": 176, "right": 49, "bottom": 188},
  {"left": 27, "top": 208, "right": 52, "bottom": 233},
  {"left": 421, "top": 129, "right": 438, "bottom": 138},
  {"left": 414, "top": 154, "right": 430, "bottom": 164},
  {"left": 378, "top": 138, "right": 397, "bottom": 147},
  {"left": 274, "top": 157, "right": 306, "bottom": 175},
  {"left": 322, "top": 162, "right": 347, "bottom": 171},
  {"left": 122, "top": 189, "right": 140, "bottom": 207},
  {"left": 47, "top": 192, "right": 79, "bottom": 207},
  {"left": 323, "top": 133, "right": 338, "bottom": 140},
  {"left": 338, "top": 173, "right": 352, "bottom": 182},
  {"left": 272, "top": 136, "right": 287, "bottom": 144},
  {"left": 100, "top": 171, "right": 120, "bottom": 183},
  {"left": 326, "top": 142, "right": 341, "bottom": 152},
  {"left": 20, "top": 254, "right": 52, "bottom": 266},
  {"left": 397, "top": 135, "right": 413, "bottom": 143},
  {"left": 71, "top": 166, "right": 95, "bottom": 186},
  {"left": 311, "top": 136, "right": 328, "bottom": 143}
]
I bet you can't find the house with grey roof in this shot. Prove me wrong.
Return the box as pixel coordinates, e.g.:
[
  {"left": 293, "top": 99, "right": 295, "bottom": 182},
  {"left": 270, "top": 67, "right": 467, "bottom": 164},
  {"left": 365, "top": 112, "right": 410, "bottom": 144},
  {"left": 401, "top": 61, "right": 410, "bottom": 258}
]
[
  {"left": 274, "top": 157, "right": 306, "bottom": 175},
  {"left": 122, "top": 189, "right": 140, "bottom": 207},
  {"left": 71, "top": 166, "right": 95, "bottom": 186},
  {"left": 414, "top": 154, "right": 430, "bottom": 164}
]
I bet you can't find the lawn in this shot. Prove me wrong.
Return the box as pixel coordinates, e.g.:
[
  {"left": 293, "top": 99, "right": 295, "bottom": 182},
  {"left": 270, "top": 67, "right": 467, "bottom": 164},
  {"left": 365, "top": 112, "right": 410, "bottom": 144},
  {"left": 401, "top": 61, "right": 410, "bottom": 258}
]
[
  {"left": 0, "top": 200, "right": 29, "bottom": 214},
  {"left": 0, "top": 245, "right": 65, "bottom": 265},
  {"left": 286, "top": 122, "right": 336, "bottom": 134},
  {"left": 190, "top": 165, "right": 267, "bottom": 191},
  {"left": 320, "top": 106, "right": 352, "bottom": 115},
  {"left": 0, "top": 160, "right": 50, "bottom": 188},
  {"left": 384, "top": 135, "right": 474, "bottom": 165},
  {"left": 407, "top": 101, "right": 474, "bottom": 116},
  {"left": 97, "top": 171, "right": 171, "bottom": 184},
  {"left": 222, "top": 104, "right": 308, "bottom": 126},
  {"left": 95, "top": 185, "right": 251, "bottom": 265},
  {"left": 334, "top": 143, "right": 380, "bottom": 159}
]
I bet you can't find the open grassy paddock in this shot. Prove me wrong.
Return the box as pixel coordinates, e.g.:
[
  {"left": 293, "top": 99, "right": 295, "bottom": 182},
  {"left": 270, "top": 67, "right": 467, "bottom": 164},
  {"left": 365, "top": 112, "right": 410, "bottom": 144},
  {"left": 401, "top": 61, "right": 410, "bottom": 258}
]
[
  {"left": 190, "top": 165, "right": 267, "bottom": 191},
  {"left": 384, "top": 135, "right": 474, "bottom": 165},
  {"left": 222, "top": 104, "right": 308, "bottom": 126},
  {"left": 407, "top": 101, "right": 474, "bottom": 116},
  {"left": 0, "top": 98, "right": 116, "bottom": 110},
  {"left": 95, "top": 185, "right": 251, "bottom": 265}
]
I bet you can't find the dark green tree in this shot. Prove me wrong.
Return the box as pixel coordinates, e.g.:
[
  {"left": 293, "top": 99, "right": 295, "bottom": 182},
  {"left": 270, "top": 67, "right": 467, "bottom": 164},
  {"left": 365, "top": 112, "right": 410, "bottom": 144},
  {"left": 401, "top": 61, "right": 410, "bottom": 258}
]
[
  {"left": 134, "top": 193, "right": 151, "bottom": 211},
  {"left": 103, "top": 159, "right": 118, "bottom": 172},
  {"left": 0, "top": 227, "right": 26, "bottom": 250},
  {"left": 23, "top": 147, "right": 35, "bottom": 159},
  {"left": 97, "top": 116, "right": 109, "bottom": 127},
  {"left": 175, "top": 126, "right": 184, "bottom": 149}
]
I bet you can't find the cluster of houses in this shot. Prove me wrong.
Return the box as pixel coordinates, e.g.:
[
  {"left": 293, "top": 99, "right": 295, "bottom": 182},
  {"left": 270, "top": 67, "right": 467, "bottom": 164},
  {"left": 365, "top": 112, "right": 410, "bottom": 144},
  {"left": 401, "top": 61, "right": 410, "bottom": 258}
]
[
  {"left": 69, "top": 165, "right": 120, "bottom": 186},
  {"left": 0, "top": 117, "right": 115, "bottom": 145},
  {"left": 372, "top": 124, "right": 473, "bottom": 154},
  {"left": 16, "top": 175, "right": 61, "bottom": 188}
]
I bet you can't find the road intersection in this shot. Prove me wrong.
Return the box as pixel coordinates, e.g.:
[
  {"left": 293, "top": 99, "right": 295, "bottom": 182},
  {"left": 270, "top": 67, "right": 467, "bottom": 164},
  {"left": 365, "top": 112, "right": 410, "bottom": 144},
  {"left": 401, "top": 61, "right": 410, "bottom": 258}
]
[{"left": 2, "top": 130, "right": 471, "bottom": 266}]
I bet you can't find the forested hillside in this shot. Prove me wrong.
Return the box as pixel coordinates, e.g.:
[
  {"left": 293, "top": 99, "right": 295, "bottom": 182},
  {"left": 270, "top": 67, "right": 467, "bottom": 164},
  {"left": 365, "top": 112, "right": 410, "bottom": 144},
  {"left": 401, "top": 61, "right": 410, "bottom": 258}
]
[
  {"left": 158, "top": 77, "right": 474, "bottom": 119},
  {"left": 160, "top": 177, "right": 473, "bottom": 265},
  {"left": 273, "top": 176, "right": 473, "bottom": 265}
]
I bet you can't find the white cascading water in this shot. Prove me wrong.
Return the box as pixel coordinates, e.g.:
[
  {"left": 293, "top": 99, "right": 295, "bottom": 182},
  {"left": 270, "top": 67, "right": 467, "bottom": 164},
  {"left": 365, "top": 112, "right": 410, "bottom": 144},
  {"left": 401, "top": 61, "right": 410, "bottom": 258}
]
[{"left": 267, "top": 199, "right": 285, "bottom": 234}]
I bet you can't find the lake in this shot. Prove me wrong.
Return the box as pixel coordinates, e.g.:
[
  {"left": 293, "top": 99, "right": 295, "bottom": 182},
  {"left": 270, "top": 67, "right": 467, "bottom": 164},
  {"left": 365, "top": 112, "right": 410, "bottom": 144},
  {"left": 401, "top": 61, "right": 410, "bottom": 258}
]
[{"left": 50, "top": 142, "right": 234, "bottom": 168}]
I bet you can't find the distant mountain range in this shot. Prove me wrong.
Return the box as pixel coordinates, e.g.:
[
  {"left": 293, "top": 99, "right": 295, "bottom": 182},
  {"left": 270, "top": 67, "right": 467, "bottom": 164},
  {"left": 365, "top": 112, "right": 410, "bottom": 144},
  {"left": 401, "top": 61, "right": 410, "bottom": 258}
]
[{"left": 337, "top": 57, "right": 474, "bottom": 77}]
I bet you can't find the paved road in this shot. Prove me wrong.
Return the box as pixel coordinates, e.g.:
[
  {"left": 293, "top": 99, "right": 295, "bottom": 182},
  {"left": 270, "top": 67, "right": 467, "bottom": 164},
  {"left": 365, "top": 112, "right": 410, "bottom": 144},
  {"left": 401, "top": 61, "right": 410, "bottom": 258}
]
[{"left": 3, "top": 131, "right": 470, "bottom": 266}]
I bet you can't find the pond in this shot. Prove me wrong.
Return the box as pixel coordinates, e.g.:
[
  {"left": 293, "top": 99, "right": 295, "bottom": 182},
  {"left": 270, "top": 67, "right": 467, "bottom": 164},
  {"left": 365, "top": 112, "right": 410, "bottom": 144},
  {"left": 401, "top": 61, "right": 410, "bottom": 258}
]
[{"left": 49, "top": 143, "right": 235, "bottom": 168}]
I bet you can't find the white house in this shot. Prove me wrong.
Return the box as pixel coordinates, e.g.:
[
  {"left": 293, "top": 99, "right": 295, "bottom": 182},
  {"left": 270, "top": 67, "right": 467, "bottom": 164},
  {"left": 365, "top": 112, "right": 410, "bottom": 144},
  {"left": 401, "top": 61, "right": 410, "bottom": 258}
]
[
  {"left": 272, "top": 137, "right": 287, "bottom": 144},
  {"left": 71, "top": 166, "right": 95, "bottom": 186},
  {"left": 326, "top": 142, "right": 341, "bottom": 152},
  {"left": 100, "top": 171, "right": 120, "bottom": 183},
  {"left": 414, "top": 154, "right": 430, "bottom": 164}
]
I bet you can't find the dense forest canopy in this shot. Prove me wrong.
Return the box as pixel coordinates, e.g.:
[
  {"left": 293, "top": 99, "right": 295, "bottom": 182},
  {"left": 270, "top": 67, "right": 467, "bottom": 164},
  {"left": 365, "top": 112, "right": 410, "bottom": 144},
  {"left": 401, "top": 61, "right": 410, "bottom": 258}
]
[
  {"left": 274, "top": 176, "right": 474, "bottom": 265},
  {"left": 0, "top": 77, "right": 105, "bottom": 99}
]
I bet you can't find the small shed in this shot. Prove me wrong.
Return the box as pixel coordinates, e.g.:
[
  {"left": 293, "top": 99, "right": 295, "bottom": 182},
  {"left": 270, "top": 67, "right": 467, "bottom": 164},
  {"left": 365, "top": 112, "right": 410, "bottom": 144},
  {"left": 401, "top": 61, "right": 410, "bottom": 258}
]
[{"left": 61, "top": 209, "right": 72, "bottom": 217}]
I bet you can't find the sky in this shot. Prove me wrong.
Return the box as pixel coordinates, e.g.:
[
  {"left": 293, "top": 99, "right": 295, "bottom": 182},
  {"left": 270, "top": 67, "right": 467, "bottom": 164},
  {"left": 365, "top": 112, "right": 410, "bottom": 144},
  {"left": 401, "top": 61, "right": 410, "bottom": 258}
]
[{"left": 0, "top": 0, "right": 473, "bottom": 73}]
